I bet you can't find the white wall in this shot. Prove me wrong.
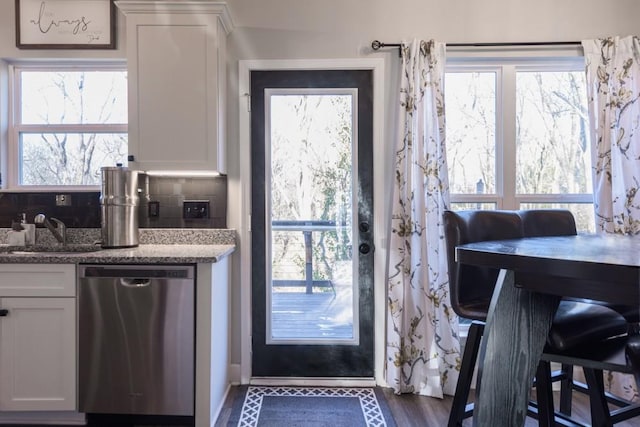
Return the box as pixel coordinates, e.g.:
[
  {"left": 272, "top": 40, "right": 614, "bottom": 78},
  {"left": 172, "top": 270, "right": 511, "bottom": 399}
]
[
  {"left": 228, "top": 0, "right": 640, "bottom": 45},
  {"left": 1, "top": 0, "right": 639, "bottom": 375},
  {"left": 224, "top": 0, "right": 640, "bottom": 372}
]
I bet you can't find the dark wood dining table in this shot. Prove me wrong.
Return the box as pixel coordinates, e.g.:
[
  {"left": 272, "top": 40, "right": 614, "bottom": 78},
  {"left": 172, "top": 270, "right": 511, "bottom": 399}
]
[{"left": 455, "top": 233, "right": 640, "bottom": 427}]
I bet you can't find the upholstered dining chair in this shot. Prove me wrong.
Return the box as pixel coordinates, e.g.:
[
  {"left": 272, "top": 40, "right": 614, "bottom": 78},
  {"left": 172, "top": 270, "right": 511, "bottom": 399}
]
[
  {"left": 535, "top": 336, "right": 640, "bottom": 426},
  {"left": 443, "top": 209, "right": 632, "bottom": 427}
]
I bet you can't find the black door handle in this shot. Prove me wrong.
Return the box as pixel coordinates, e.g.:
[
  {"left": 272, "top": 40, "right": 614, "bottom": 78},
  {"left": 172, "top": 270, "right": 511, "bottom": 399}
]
[
  {"left": 359, "top": 243, "right": 371, "bottom": 254},
  {"left": 0, "top": 309, "right": 9, "bottom": 317},
  {"left": 359, "top": 222, "right": 370, "bottom": 233}
]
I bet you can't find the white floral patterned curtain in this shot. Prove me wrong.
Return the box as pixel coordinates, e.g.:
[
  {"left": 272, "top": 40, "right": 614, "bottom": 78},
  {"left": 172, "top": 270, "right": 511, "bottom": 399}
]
[
  {"left": 385, "top": 39, "right": 460, "bottom": 397},
  {"left": 582, "top": 35, "right": 640, "bottom": 401},
  {"left": 583, "top": 36, "right": 640, "bottom": 234}
]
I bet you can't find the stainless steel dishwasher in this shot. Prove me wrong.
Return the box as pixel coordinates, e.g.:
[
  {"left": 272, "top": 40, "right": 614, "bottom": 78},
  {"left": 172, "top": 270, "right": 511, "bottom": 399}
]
[{"left": 78, "top": 264, "right": 195, "bottom": 416}]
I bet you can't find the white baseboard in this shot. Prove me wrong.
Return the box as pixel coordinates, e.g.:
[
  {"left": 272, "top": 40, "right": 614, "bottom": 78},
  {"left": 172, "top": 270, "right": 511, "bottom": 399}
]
[
  {"left": 230, "top": 363, "right": 242, "bottom": 384},
  {"left": 209, "top": 383, "right": 232, "bottom": 427},
  {"left": 250, "top": 377, "right": 376, "bottom": 387}
]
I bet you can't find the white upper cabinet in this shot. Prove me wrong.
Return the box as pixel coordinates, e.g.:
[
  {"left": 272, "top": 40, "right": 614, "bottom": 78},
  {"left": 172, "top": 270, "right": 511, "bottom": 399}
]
[{"left": 116, "top": 1, "right": 233, "bottom": 173}]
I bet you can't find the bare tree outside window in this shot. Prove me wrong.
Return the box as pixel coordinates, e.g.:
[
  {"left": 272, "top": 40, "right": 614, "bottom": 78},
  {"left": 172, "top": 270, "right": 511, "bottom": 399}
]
[
  {"left": 516, "top": 71, "right": 591, "bottom": 195},
  {"left": 445, "top": 72, "right": 496, "bottom": 195},
  {"left": 270, "top": 93, "right": 353, "bottom": 284},
  {"left": 445, "top": 64, "right": 594, "bottom": 232},
  {"left": 17, "top": 69, "right": 128, "bottom": 186}
]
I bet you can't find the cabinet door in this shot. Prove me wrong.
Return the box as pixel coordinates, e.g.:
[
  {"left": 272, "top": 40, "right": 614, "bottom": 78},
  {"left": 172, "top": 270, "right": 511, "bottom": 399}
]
[
  {"left": 0, "top": 298, "right": 76, "bottom": 411},
  {"left": 121, "top": 4, "right": 231, "bottom": 173}
]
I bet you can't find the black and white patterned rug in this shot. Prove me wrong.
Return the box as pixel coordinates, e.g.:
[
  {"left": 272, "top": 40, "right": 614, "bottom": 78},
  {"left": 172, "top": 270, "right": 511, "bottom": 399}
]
[{"left": 228, "top": 386, "right": 396, "bottom": 427}]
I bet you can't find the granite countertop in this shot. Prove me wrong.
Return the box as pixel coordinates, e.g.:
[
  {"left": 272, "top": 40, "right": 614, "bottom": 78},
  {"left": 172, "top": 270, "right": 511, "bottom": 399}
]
[
  {"left": 0, "top": 228, "right": 236, "bottom": 264},
  {"left": 0, "top": 244, "right": 235, "bottom": 264}
]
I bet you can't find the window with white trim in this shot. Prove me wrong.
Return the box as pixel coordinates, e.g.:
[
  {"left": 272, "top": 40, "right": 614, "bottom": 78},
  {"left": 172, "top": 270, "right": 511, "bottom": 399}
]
[
  {"left": 8, "top": 63, "right": 128, "bottom": 189},
  {"left": 445, "top": 57, "right": 594, "bottom": 232}
]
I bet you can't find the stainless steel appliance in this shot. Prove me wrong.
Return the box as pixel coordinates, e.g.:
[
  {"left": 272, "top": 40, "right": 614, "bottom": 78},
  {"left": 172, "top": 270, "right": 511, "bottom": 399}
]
[
  {"left": 100, "top": 166, "right": 139, "bottom": 248},
  {"left": 78, "top": 265, "right": 195, "bottom": 416}
]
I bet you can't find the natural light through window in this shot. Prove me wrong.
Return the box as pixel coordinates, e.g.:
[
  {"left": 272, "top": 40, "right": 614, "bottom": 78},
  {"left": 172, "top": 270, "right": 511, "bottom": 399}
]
[
  {"left": 515, "top": 71, "right": 592, "bottom": 195},
  {"left": 445, "top": 60, "right": 594, "bottom": 233},
  {"left": 267, "top": 91, "right": 357, "bottom": 344},
  {"left": 12, "top": 66, "right": 128, "bottom": 187},
  {"left": 445, "top": 71, "right": 497, "bottom": 195}
]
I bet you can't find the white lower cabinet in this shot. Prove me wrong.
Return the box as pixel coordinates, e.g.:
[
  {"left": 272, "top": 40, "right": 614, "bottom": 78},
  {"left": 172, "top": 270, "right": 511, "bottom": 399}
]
[{"left": 0, "top": 265, "right": 76, "bottom": 412}]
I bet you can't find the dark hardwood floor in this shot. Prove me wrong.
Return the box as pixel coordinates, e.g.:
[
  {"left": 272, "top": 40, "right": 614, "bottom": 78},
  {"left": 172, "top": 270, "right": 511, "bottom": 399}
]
[
  {"left": 5, "top": 385, "right": 637, "bottom": 426},
  {"left": 214, "top": 385, "right": 640, "bottom": 426}
]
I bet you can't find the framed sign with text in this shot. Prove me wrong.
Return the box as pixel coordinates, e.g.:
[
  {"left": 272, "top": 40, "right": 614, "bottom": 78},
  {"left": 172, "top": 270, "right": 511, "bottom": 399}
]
[{"left": 16, "top": 0, "right": 116, "bottom": 49}]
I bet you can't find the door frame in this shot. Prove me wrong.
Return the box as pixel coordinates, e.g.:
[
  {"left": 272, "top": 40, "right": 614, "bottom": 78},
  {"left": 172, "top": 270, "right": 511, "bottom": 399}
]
[{"left": 238, "top": 58, "right": 387, "bottom": 385}]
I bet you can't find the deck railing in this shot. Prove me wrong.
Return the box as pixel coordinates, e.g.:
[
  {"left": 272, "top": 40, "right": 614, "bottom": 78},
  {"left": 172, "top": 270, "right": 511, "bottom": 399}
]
[{"left": 271, "top": 220, "right": 349, "bottom": 294}]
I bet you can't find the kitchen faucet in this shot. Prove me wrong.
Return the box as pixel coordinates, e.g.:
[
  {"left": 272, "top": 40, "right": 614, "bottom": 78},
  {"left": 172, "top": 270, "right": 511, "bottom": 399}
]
[{"left": 34, "top": 214, "right": 66, "bottom": 245}]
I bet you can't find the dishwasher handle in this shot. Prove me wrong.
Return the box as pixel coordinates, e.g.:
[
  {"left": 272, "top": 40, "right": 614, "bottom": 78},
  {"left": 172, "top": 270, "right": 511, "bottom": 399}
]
[
  {"left": 120, "top": 278, "right": 151, "bottom": 288},
  {"left": 80, "top": 265, "right": 194, "bottom": 279}
]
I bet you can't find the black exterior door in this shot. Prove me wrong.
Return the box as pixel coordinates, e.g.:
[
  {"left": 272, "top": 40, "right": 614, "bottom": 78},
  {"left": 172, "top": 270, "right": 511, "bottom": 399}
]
[{"left": 251, "top": 69, "right": 374, "bottom": 377}]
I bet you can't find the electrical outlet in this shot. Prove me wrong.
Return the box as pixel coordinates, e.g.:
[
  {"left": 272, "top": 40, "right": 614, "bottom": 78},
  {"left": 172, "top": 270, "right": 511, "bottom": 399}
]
[
  {"left": 183, "top": 200, "right": 210, "bottom": 219},
  {"left": 55, "top": 194, "right": 72, "bottom": 206},
  {"left": 148, "top": 201, "right": 160, "bottom": 218}
]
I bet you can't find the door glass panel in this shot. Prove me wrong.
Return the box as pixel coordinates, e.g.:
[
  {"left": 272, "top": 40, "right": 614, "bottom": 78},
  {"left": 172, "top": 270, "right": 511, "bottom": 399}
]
[{"left": 266, "top": 89, "right": 357, "bottom": 344}]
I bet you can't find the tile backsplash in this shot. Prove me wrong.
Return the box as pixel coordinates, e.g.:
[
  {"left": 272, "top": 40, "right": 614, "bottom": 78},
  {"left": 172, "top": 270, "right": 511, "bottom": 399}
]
[
  {"left": 139, "top": 174, "right": 227, "bottom": 228},
  {"left": 0, "top": 192, "right": 100, "bottom": 228},
  {"left": 0, "top": 174, "right": 227, "bottom": 229}
]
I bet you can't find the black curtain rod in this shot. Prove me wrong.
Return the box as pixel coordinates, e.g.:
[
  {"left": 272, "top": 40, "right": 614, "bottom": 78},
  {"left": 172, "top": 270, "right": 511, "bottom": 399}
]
[{"left": 371, "top": 39, "right": 582, "bottom": 51}]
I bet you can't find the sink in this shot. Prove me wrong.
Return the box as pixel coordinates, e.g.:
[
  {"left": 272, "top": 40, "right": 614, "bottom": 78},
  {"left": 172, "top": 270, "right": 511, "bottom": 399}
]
[{"left": 1, "top": 244, "right": 103, "bottom": 255}]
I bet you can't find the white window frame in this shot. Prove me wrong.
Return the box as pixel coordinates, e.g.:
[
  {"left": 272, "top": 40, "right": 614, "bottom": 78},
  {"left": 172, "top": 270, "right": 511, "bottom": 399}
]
[
  {"left": 445, "top": 54, "right": 591, "bottom": 337},
  {"left": 6, "top": 61, "right": 127, "bottom": 191},
  {"left": 446, "top": 56, "right": 592, "bottom": 211}
]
